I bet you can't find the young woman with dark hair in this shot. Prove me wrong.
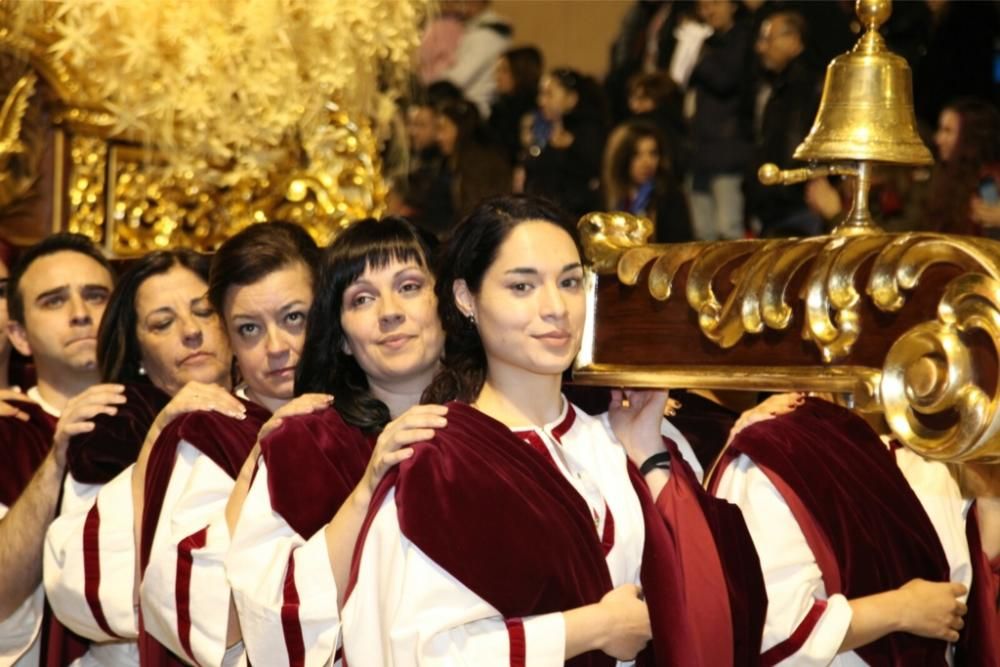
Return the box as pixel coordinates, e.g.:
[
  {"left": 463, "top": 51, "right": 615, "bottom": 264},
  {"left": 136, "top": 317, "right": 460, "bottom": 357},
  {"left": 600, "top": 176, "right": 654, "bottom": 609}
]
[
  {"left": 44, "top": 248, "right": 241, "bottom": 666},
  {"left": 135, "top": 222, "right": 323, "bottom": 666},
  {"left": 489, "top": 46, "right": 544, "bottom": 163},
  {"left": 524, "top": 68, "right": 609, "bottom": 218},
  {"left": 926, "top": 97, "right": 1000, "bottom": 235},
  {"left": 226, "top": 216, "right": 449, "bottom": 666},
  {"left": 434, "top": 98, "right": 511, "bottom": 232},
  {"left": 602, "top": 120, "right": 692, "bottom": 243},
  {"left": 341, "top": 195, "right": 769, "bottom": 665}
]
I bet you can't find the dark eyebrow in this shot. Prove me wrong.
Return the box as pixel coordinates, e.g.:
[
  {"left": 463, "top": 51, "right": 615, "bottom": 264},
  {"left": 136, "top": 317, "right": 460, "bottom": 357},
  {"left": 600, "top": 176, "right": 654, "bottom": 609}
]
[
  {"left": 81, "top": 284, "right": 111, "bottom": 294},
  {"left": 504, "top": 268, "right": 539, "bottom": 276},
  {"left": 35, "top": 285, "right": 69, "bottom": 303},
  {"left": 562, "top": 262, "right": 583, "bottom": 273}
]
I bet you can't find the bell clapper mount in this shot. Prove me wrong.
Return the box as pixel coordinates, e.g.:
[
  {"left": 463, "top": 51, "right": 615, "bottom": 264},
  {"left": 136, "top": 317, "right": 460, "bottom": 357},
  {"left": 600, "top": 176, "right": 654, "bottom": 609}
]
[{"left": 758, "top": 160, "right": 876, "bottom": 236}]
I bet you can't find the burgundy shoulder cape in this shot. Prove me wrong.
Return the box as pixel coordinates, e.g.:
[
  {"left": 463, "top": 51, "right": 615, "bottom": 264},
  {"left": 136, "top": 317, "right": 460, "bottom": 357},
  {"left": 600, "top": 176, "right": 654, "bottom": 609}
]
[
  {"left": 66, "top": 383, "right": 171, "bottom": 485},
  {"left": 0, "top": 400, "right": 55, "bottom": 507},
  {"left": 259, "top": 407, "right": 374, "bottom": 538},
  {"left": 711, "top": 397, "right": 952, "bottom": 666},
  {"left": 346, "top": 402, "right": 763, "bottom": 666},
  {"left": 138, "top": 399, "right": 270, "bottom": 667}
]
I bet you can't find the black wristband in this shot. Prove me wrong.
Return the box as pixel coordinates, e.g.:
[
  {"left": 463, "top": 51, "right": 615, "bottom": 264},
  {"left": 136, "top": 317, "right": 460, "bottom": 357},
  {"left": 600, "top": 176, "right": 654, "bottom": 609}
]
[{"left": 639, "top": 451, "right": 672, "bottom": 476}]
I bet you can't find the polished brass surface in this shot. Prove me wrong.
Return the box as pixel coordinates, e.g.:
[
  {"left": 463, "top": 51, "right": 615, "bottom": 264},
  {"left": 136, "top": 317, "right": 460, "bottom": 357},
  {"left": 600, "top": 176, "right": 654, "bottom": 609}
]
[
  {"left": 577, "top": 210, "right": 1000, "bottom": 460},
  {"left": 793, "top": 0, "right": 931, "bottom": 166}
]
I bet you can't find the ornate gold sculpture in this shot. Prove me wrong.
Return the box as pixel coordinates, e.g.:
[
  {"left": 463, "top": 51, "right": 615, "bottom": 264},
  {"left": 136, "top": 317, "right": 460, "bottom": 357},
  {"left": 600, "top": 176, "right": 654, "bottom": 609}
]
[
  {"left": 576, "top": 0, "right": 1000, "bottom": 461},
  {"left": 0, "top": 0, "right": 429, "bottom": 253}
]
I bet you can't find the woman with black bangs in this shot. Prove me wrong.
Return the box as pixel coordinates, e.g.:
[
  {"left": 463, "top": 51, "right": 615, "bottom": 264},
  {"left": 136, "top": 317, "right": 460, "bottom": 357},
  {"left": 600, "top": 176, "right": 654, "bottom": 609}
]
[
  {"left": 226, "top": 217, "right": 448, "bottom": 667},
  {"left": 340, "top": 195, "right": 771, "bottom": 666}
]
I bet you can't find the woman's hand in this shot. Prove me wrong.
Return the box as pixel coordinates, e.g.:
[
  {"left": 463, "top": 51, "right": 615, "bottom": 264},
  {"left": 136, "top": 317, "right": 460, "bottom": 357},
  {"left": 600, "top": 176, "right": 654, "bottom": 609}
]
[
  {"left": 354, "top": 404, "right": 448, "bottom": 505},
  {"left": 971, "top": 197, "right": 1000, "bottom": 228},
  {"left": 52, "top": 384, "right": 127, "bottom": 466},
  {"left": 0, "top": 388, "right": 30, "bottom": 422},
  {"left": 728, "top": 392, "right": 804, "bottom": 444},
  {"left": 597, "top": 584, "right": 652, "bottom": 660},
  {"left": 897, "top": 579, "right": 968, "bottom": 643},
  {"left": 257, "top": 393, "right": 334, "bottom": 442},
  {"left": 607, "top": 389, "right": 671, "bottom": 467},
  {"left": 153, "top": 381, "right": 246, "bottom": 434}
]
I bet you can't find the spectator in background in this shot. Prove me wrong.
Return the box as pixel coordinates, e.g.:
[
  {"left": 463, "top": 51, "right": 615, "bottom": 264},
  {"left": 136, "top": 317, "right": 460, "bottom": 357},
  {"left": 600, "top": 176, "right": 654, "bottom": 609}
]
[
  {"left": 435, "top": 98, "right": 511, "bottom": 234},
  {"left": 746, "top": 10, "right": 825, "bottom": 237},
  {"left": 524, "top": 68, "right": 608, "bottom": 218},
  {"left": 605, "top": 1, "right": 694, "bottom": 123},
  {"left": 427, "top": 1, "right": 512, "bottom": 119},
  {"left": 924, "top": 97, "right": 1000, "bottom": 236},
  {"left": 686, "top": 0, "right": 754, "bottom": 240},
  {"left": 603, "top": 120, "right": 693, "bottom": 243},
  {"left": 489, "top": 46, "right": 544, "bottom": 164},
  {"left": 627, "top": 71, "right": 687, "bottom": 179},
  {"left": 391, "top": 93, "right": 449, "bottom": 235}
]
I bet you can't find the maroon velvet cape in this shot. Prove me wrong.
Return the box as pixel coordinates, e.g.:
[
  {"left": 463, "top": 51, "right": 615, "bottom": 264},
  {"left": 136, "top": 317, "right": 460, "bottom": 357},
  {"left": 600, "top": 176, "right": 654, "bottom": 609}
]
[
  {"left": 0, "top": 400, "right": 55, "bottom": 507},
  {"left": 955, "top": 504, "right": 1000, "bottom": 666},
  {"left": 711, "top": 397, "right": 953, "bottom": 666},
  {"left": 43, "top": 383, "right": 169, "bottom": 667},
  {"left": 137, "top": 399, "right": 270, "bottom": 667},
  {"left": 259, "top": 407, "right": 374, "bottom": 539},
  {"left": 346, "top": 402, "right": 765, "bottom": 666}
]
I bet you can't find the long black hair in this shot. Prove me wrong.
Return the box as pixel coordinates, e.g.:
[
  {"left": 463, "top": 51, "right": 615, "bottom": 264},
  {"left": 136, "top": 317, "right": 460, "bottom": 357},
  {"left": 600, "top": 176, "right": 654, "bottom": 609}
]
[
  {"left": 98, "top": 250, "right": 210, "bottom": 384},
  {"left": 295, "top": 217, "right": 434, "bottom": 433},
  {"left": 423, "top": 194, "right": 577, "bottom": 405}
]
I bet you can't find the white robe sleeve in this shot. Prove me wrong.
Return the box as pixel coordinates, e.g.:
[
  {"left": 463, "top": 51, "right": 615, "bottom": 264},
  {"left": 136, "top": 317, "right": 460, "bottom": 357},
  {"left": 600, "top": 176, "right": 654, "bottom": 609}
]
[
  {"left": 140, "top": 441, "right": 245, "bottom": 667},
  {"left": 226, "top": 460, "right": 341, "bottom": 667},
  {"left": 714, "top": 455, "right": 859, "bottom": 666},
  {"left": 43, "top": 469, "right": 138, "bottom": 643},
  {"left": 0, "top": 503, "right": 43, "bottom": 667},
  {"left": 341, "top": 489, "right": 566, "bottom": 666}
]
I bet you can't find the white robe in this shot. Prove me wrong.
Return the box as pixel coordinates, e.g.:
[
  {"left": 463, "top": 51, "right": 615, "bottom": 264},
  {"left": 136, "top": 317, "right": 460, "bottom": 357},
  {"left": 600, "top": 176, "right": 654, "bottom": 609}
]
[
  {"left": 43, "top": 467, "right": 141, "bottom": 667},
  {"left": 714, "top": 440, "right": 972, "bottom": 666},
  {"left": 0, "top": 388, "right": 58, "bottom": 667},
  {"left": 140, "top": 440, "right": 248, "bottom": 667},
  {"left": 226, "top": 457, "right": 342, "bottom": 667},
  {"left": 341, "top": 402, "right": 660, "bottom": 666}
]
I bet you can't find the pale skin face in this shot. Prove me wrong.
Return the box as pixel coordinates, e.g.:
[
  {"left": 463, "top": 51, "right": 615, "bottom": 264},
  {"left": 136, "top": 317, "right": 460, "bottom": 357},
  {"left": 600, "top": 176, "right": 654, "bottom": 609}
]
[
  {"left": 495, "top": 56, "right": 514, "bottom": 95},
  {"left": 7, "top": 251, "right": 113, "bottom": 376},
  {"left": 629, "top": 136, "right": 660, "bottom": 187},
  {"left": 0, "top": 259, "right": 10, "bottom": 369},
  {"left": 340, "top": 259, "right": 445, "bottom": 395},
  {"left": 456, "top": 221, "right": 586, "bottom": 380},
  {"left": 756, "top": 16, "right": 803, "bottom": 73},
  {"left": 537, "top": 75, "right": 578, "bottom": 124},
  {"left": 407, "top": 105, "right": 437, "bottom": 153},
  {"left": 134, "top": 265, "right": 231, "bottom": 397},
  {"left": 934, "top": 109, "right": 961, "bottom": 163},
  {"left": 698, "top": 0, "right": 737, "bottom": 32},
  {"left": 435, "top": 115, "right": 459, "bottom": 157},
  {"left": 223, "top": 263, "right": 313, "bottom": 412}
]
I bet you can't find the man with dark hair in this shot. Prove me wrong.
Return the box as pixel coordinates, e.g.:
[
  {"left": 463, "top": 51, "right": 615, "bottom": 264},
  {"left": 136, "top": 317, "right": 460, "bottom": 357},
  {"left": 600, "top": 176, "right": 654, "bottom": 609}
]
[
  {"left": 0, "top": 232, "right": 115, "bottom": 665},
  {"left": 746, "top": 10, "right": 826, "bottom": 237}
]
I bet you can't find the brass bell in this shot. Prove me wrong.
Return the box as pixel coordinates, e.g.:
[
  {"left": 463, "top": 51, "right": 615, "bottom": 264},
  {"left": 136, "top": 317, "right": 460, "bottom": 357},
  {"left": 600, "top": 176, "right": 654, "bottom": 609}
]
[{"left": 794, "top": 0, "right": 931, "bottom": 166}]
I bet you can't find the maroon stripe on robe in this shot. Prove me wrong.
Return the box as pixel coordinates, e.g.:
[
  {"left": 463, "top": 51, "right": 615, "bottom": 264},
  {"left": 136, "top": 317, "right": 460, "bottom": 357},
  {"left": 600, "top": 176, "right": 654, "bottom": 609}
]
[
  {"left": 259, "top": 408, "right": 374, "bottom": 539},
  {"left": 0, "top": 401, "right": 55, "bottom": 507},
  {"left": 138, "top": 399, "right": 270, "bottom": 667},
  {"left": 954, "top": 503, "right": 1000, "bottom": 666},
  {"left": 45, "top": 383, "right": 168, "bottom": 667},
  {"left": 67, "top": 383, "right": 171, "bottom": 485},
  {"left": 719, "top": 397, "right": 952, "bottom": 666},
  {"left": 346, "top": 402, "right": 761, "bottom": 667},
  {"left": 656, "top": 438, "right": 767, "bottom": 665}
]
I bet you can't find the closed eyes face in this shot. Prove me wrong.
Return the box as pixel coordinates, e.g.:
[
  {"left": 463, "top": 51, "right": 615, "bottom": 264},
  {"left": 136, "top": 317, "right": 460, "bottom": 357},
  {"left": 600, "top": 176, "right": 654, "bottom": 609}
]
[
  {"left": 224, "top": 262, "right": 314, "bottom": 409},
  {"left": 135, "top": 265, "right": 231, "bottom": 396},
  {"left": 340, "top": 259, "right": 445, "bottom": 391},
  {"left": 457, "top": 221, "right": 586, "bottom": 380}
]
